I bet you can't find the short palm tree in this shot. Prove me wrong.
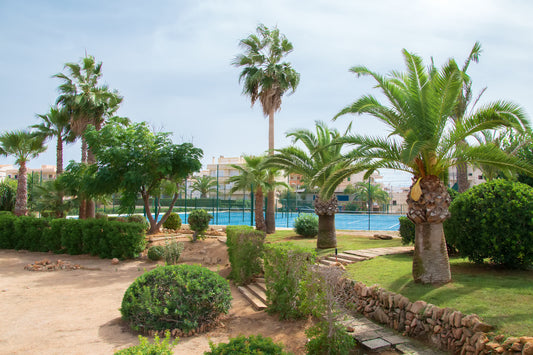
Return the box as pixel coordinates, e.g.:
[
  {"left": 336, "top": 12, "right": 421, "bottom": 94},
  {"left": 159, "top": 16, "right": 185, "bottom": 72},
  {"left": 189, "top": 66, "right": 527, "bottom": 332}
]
[
  {"left": 233, "top": 24, "right": 300, "bottom": 234},
  {"left": 334, "top": 49, "right": 532, "bottom": 284},
  {"left": 190, "top": 176, "right": 218, "bottom": 198},
  {"left": 352, "top": 181, "right": 390, "bottom": 211},
  {"left": 228, "top": 155, "right": 284, "bottom": 232},
  {"left": 0, "top": 130, "right": 46, "bottom": 216},
  {"left": 266, "top": 121, "right": 359, "bottom": 248}
]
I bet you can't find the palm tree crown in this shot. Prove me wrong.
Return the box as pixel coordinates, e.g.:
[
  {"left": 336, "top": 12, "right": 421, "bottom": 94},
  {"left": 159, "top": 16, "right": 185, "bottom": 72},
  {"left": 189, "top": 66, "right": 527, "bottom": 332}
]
[{"left": 190, "top": 176, "right": 218, "bottom": 198}]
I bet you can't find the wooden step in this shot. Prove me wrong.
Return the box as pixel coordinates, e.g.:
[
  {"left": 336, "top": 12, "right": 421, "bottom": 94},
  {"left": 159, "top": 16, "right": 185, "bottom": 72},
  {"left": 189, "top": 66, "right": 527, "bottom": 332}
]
[
  {"left": 336, "top": 252, "right": 367, "bottom": 262},
  {"left": 256, "top": 281, "right": 266, "bottom": 292},
  {"left": 319, "top": 259, "right": 337, "bottom": 266},
  {"left": 343, "top": 250, "right": 379, "bottom": 258},
  {"left": 325, "top": 256, "right": 355, "bottom": 264},
  {"left": 246, "top": 283, "right": 267, "bottom": 304},
  {"left": 238, "top": 286, "right": 267, "bottom": 311},
  {"left": 255, "top": 277, "right": 265, "bottom": 283}
]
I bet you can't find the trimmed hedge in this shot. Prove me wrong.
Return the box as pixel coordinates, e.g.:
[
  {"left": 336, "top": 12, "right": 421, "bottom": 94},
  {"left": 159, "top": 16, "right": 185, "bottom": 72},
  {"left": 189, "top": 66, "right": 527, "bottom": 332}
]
[
  {"left": 444, "top": 179, "right": 533, "bottom": 268},
  {"left": 226, "top": 225, "right": 265, "bottom": 285},
  {"left": 0, "top": 214, "right": 146, "bottom": 259}
]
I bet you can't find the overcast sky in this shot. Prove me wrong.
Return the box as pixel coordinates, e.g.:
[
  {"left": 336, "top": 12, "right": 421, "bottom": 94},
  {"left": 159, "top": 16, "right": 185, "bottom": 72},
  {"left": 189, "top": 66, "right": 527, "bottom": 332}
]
[{"left": 1, "top": 0, "right": 532, "bottom": 186}]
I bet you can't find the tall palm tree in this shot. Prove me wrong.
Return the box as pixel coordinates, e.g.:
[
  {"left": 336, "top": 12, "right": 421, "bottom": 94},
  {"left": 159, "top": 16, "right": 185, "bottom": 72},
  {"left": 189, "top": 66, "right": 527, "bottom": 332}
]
[
  {"left": 190, "top": 176, "right": 218, "bottom": 198},
  {"left": 54, "top": 55, "right": 122, "bottom": 218},
  {"left": 233, "top": 24, "right": 300, "bottom": 234},
  {"left": 0, "top": 130, "right": 46, "bottom": 216},
  {"left": 32, "top": 105, "right": 73, "bottom": 175},
  {"left": 334, "top": 49, "right": 531, "bottom": 284},
  {"left": 266, "top": 121, "right": 359, "bottom": 249},
  {"left": 352, "top": 181, "right": 390, "bottom": 211}
]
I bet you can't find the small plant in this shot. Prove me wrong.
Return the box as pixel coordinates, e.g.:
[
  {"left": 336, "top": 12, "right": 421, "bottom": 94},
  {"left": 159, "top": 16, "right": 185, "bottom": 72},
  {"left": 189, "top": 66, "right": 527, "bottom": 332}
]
[
  {"left": 95, "top": 212, "right": 108, "bottom": 220},
  {"left": 120, "top": 264, "right": 232, "bottom": 333},
  {"left": 305, "top": 321, "right": 356, "bottom": 355},
  {"left": 163, "top": 212, "right": 182, "bottom": 230},
  {"left": 293, "top": 213, "right": 318, "bottom": 238},
  {"left": 188, "top": 209, "right": 212, "bottom": 242},
  {"left": 147, "top": 245, "right": 165, "bottom": 261},
  {"left": 398, "top": 216, "right": 415, "bottom": 245},
  {"left": 226, "top": 225, "right": 265, "bottom": 285},
  {"left": 163, "top": 241, "right": 184, "bottom": 265},
  {"left": 115, "top": 331, "right": 178, "bottom": 355},
  {"left": 206, "top": 335, "right": 289, "bottom": 355},
  {"left": 127, "top": 214, "right": 149, "bottom": 230}
]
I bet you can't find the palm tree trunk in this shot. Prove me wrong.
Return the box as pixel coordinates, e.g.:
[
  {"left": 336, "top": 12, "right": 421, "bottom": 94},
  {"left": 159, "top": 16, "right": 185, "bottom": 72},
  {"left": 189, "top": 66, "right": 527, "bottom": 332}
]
[
  {"left": 314, "top": 196, "right": 337, "bottom": 249},
  {"left": 456, "top": 162, "right": 469, "bottom": 193},
  {"left": 85, "top": 145, "right": 96, "bottom": 219},
  {"left": 14, "top": 161, "right": 28, "bottom": 216},
  {"left": 255, "top": 187, "right": 266, "bottom": 232},
  {"left": 266, "top": 110, "right": 276, "bottom": 233},
  {"left": 56, "top": 135, "right": 64, "bottom": 218},
  {"left": 412, "top": 223, "right": 451, "bottom": 284},
  {"left": 78, "top": 137, "right": 88, "bottom": 219}
]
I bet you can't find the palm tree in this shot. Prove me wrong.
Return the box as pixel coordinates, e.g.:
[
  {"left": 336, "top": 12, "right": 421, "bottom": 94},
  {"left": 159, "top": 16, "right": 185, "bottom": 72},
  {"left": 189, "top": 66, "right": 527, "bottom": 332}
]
[
  {"left": 32, "top": 105, "right": 72, "bottom": 175},
  {"left": 233, "top": 24, "right": 300, "bottom": 234},
  {"left": 190, "top": 176, "right": 218, "bottom": 198},
  {"left": 334, "top": 49, "right": 531, "bottom": 284},
  {"left": 0, "top": 130, "right": 46, "bottom": 216},
  {"left": 352, "top": 181, "right": 390, "bottom": 211},
  {"left": 228, "top": 155, "right": 285, "bottom": 232},
  {"left": 266, "top": 121, "right": 359, "bottom": 249},
  {"left": 54, "top": 54, "right": 122, "bottom": 218}
]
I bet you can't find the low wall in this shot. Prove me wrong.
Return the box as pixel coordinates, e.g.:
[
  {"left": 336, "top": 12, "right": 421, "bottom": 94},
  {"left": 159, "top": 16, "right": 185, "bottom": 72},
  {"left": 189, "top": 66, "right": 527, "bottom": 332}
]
[{"left": 336, "top": 278, "right": 533, "bottom": 355}]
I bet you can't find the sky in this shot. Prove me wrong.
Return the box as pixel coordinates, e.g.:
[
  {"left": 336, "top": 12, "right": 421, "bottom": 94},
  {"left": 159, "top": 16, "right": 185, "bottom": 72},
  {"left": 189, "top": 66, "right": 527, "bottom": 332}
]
[{"left": 1, "top": 0, "right": 532, "bottom": 187}]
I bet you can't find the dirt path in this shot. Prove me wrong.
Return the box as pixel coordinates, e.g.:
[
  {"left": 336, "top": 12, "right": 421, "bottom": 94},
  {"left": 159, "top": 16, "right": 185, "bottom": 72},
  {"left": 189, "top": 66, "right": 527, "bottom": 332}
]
[{"left": 0, "top": 237, "right": 310, "bottom": 354}]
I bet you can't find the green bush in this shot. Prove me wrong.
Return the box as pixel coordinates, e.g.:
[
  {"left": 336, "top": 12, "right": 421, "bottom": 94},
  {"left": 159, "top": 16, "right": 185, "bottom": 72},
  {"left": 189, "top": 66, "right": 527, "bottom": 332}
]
[
  {"left": 293, "top": 213, "right": 318, "bottom": 238},
  {"left": 263, "top": 243, "right": 316, "bottom": 319},
  {"left": 0, "top": 180, "right": 16, "bottom": 212},
  {"left": 188, "top": 209, "right": 212, "bottom": 241},
  {"left": 107, "top": 221, "right": 146, "bottom": 259},
  {"left": 444, "top": 179, "right": 533, "bottom": 268},
  {"left": 163, "top": 241, "right": 184, "bottom": 264},
  {"left": 43, "top": 218, "right": 63, "bottom": 253},
  {"left": 128, "top": 214, "right": 149, "bottom": 230},
  {"left": 226, "top": 225, "right": 265, "bottom": 285},
  {"left": 95, "top": 212, "right": 108, "bottom": 220},
  {"left": 13, "top": 216, "right": 49, "bottom": 252},
  {"left": 120, "top": 264, "right": 232, "bottom": 333},
  {"left": 206, "top": 335, "right": 289, "bottom": 355},
  {"left": 60, "top": 219, "right": 85, "bottom": 255},
  {"left": 0, "top": 212, "right": 16, "bottom": 249},
  {"left": 163, "top": 212, "right": 182, "bottom": 230},
  {"left": 305, "top": 321, "right": 356, "bottom": 355},
  {"left": 147, "top": 245, "right": 165, "bottom": 261},
  {"left": 399, "top": 216, "right": 415, "bottom": 245},
  {"left": 115, "top": 331, "right": 178, "bottom": 355}
]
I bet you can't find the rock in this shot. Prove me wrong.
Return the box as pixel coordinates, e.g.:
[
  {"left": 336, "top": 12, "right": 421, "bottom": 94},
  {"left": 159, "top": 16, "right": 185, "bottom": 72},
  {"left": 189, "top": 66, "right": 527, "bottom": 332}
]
[
  {"left": 520, "top": 337, "right": 533, "bottom": 344},
  {"left": 410, "top": 300, "right": 427, "bottom": 314},
  {"left": 111, "top": 258, "right": 119, "bottom": 265},
  {"left": 523, "top": 342, "right": 533, "bottom": 355},
  {"left": 372, "top": 234, "right": 393, "bottom": 240},
  {"left": 510, "top": 342, "right": 522, "bottom": 352},
  {"left": 472, "top": 321, "right": 494, "bottom": 333},
  {"left": 503, "top": 337, "right": 520, "bottom": 348},
  {"left": 346, "top": 326, "right": 354, "bottom": 332}
]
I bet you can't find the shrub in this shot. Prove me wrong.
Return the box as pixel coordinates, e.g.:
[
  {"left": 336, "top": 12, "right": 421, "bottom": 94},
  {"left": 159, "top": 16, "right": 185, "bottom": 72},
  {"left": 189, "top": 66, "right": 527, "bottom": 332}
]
[
  {"left": 226, "top": 225, "right": 265, "bottom": 285},
  {"left": 43, "top": 218, "right": 64, "bottom": 253},
  {"left": 0, "top": 180, "right": 16, "bottom": 212},
  {"left": 0, "top": 212, "right": 16, "bottom": 249},
  {"left": 106, "top": 221, "right": 146, "bottom": 259},
  {"left": 187, "top": 209, "right": 212, "bottom": 242},
  {"left": 13, "top": 216, "right": 49, "bottom": 252},
  {"left": 444, "top": 179, "right": 533, "bottom": 268},
  {"left": 399, "top": 216, "right": 415, "bottom": 245},
  {"left": 120, "top": 264, "right": 232, "bottom": 333},
  {"left": 293, "top": 213, "right": 318, "bottom": 238},
  {"left": 59, "top": 219, "right": 85, "bottom": 255},
  {"left": 163, "top": 212, "right": 182, "bottom": 230},
  {"left": 115, "top": 331, "right": 178, "bottom": 355},
  {"left": 163, "top": 241, "right": 184, "bottom": 265},
  {"left": 95, "top": 212, "right": 108, "bottom": 220},
  {"left": 147, "top": 245, "right": 165, "bottom": 261},
  {"left": 263, "top": 243, "right": 316, "bottom": 319},
  {"left": 128, "top": 214, "right": 149, "bottom": 230},
  {"left": 206, "top": 335, "right": 289, "bottom": 355},
  {"left": 305, "top": 321, "right": 356, "bottom": 355}
]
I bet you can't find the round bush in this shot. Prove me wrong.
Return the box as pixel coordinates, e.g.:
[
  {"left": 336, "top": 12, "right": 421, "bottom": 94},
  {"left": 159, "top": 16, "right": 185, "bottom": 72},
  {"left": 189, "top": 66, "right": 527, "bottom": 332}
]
[
  {"left": 95, "top": 212, "right": 108, "bottom": 220},
  {"left": 120, "top": 264, "right": 232, "bottom": 333},
  {"left": 188, "top": 209, "right": 212, "bottom": 241},
  {"left": 206, "top": 335, "right": 288, "bottom": 355},
  {"left": 147, "top": 245, "right": 165, "bottom": 261},
  {"left": 294, "top": 213, "right": 318, "bottom": 238},
  {"left": 163, "top": 212, "right": 182, "bottom": 230},
  {"left": 444, "top": 179, "right": 533, "bottom": 268},
  {"left": 127, "top": 214, "right": 149, "bottom": 230}
]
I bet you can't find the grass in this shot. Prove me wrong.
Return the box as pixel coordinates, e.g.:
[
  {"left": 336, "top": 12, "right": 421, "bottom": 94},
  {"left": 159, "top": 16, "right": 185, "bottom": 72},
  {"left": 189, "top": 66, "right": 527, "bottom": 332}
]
[
  {"left": 266, "top": 230, "right": 402, "bottom": 257},
  {"left": 346, "top": 254, "right": 533, "bottom": 337}
]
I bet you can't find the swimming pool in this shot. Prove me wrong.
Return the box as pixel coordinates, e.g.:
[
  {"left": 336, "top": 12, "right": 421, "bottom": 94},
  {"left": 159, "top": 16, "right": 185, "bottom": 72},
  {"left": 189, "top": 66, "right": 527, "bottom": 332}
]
[{"left": 177, "top": 211, "right": 402, "bottom": 231}]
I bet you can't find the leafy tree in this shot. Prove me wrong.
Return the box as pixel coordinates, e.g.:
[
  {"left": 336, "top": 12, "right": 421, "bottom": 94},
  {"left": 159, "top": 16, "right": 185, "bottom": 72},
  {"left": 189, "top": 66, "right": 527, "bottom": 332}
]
[
  {"left": 0, "top": 130, "right": 46, "bottom": 216},
  {"left": 228, "top": 155, "right": 286, "bottom": 232},
  {"left": 351, "top": 181, "right": 390, "bottom": 210},
  {"left": 190, "top": 176, "right": 217, "bottom": 198},
  {"left": 54, "top": 54, "right": 123, "bottom": 218},
  {"left": 266, "top": 121, "right": 359, "bottom": 249},
  {"left": 334, "top": 49, "right": 532, "bottom": 284},
  {"left": 234, "top": 24, "right": 300, "bottom": 234},
  {"left": 84, "top": 120, "right": 202, "bottom": 234}
]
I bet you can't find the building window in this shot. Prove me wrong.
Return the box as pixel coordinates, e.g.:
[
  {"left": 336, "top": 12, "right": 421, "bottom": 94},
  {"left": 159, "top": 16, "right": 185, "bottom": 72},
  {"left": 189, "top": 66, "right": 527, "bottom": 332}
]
[
  {"left": 478, "top": 175, "right": 483, "bottom": 180},
  {"left": 392, "top": 200, "right": 397, "bottom": 206}
]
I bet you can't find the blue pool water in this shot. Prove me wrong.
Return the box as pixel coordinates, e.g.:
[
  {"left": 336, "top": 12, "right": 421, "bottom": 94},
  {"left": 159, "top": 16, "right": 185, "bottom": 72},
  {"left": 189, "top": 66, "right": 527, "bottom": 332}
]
[{"left": 176, "top": 211, "right": 402, "bottom": 231}]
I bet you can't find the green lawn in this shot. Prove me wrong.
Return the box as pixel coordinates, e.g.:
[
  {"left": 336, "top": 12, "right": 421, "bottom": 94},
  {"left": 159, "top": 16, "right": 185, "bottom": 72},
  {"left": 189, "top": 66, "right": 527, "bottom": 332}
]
[
  {"left": 346, "top": 254, "right": 533, "bottom": 337},
  {"left": 266, "top": 230, "right": 402, "bottom": 257}
]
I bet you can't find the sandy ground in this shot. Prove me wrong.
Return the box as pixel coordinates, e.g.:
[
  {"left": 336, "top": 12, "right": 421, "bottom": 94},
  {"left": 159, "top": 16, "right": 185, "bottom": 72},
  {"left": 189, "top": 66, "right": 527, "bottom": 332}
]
[{"left": 0, "top": 236, "right": 312, "bottom": 355}]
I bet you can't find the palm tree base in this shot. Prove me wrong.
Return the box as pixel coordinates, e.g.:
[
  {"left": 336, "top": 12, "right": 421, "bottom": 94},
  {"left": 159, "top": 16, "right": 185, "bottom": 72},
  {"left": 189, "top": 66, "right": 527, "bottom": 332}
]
[
  {"left": 412, "top": 223, "right": 451, "bottom": 284},
  {"left": 317, "top": 214, "right": 337, "bottom": 249}
]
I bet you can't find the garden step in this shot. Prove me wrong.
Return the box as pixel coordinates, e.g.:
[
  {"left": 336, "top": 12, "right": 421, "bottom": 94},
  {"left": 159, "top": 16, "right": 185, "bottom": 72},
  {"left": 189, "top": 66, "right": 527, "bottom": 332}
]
[
  {"left": 255, "top": 277, "right": 265, "bottom": 283},
  {"left": 336, "top": 252, "right": 367, "bottom": 262},
  {"left": 325, "top": 256, "right": 355, "bottom": 264},
  {"left": 238, "top": 286, "right": 267, "bottom": 311},
  {"left": 246, "top": 283, "right": 267, "bottom": 304},
  {"left": 319, "top": 259, "right": 338, "bottom": 266},
  {"left": 343, "top": 250, "right": 381, "bottom": 258},
  {"left": 256, "top": 281, "right": 266, "bottom": 292}
]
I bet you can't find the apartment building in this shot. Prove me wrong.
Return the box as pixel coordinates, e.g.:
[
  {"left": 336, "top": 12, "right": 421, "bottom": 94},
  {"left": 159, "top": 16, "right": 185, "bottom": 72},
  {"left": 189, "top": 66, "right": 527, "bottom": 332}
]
[{"left": 0, "top": 164, "right": 57, "bottom": 182}]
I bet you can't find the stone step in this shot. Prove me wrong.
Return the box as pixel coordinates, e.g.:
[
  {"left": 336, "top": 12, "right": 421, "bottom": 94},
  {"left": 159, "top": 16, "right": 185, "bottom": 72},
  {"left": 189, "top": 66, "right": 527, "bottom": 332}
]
[
  {"left": 325, "top": 256, "right": 355, "bottom": 264},
  {"left": 246, "top": 283, "right": 267, "bottom": 304},
  {"left": 256, "top": 281, "right": 266, "bottom": 292},
  {"left": 344, "top": 250, "right": 381, "bottom": 258},
  {"left": 336, "top": 252, "right": 367, "bottom": 262},
  {"left": 255, "top": 277, "right": 265, "bottom": 283},
  {"left": 237, "top": 286, "right": 267, "bottom": 311},
  {"left": 319, "top": 259, "right": 337, "bottom": 266}
]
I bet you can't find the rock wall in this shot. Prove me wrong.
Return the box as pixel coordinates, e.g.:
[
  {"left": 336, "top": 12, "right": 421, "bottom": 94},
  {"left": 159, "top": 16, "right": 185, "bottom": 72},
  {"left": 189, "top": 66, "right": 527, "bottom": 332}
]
[{"left": 336, "top": 278, "right": 533, "bottom": 355}]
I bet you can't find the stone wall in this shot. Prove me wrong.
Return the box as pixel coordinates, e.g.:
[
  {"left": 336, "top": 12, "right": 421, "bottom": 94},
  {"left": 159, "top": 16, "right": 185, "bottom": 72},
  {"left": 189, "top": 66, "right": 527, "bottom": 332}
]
[{"left": 336, "top": 278, "right": 533, "bottom": 355}]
